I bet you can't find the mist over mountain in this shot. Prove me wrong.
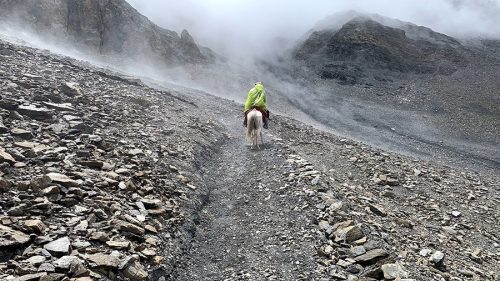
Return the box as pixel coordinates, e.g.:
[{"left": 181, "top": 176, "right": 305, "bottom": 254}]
[
  {"left": 0, "top": 0, "right": 211, "bottom": 66},
  {"left": 261, "top": 11, "right": 500, "bottom": 171},
  {"left": 126, "top": 0, "right": 500, "bottom": 62}
]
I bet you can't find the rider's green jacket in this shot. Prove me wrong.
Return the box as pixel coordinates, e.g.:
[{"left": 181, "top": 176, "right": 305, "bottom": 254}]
[{"left": 244, "top": 83, "right": 267, "bottom": 112}]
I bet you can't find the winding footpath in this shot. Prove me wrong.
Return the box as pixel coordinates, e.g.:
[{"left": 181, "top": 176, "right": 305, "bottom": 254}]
[{"left": 174, "top": 111, "right": 320, "bottom": 280}]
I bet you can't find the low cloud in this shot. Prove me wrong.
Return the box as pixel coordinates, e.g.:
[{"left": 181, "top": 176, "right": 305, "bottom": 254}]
[{"left": 126, "top": 0, "right": 500, "bottom": 61}]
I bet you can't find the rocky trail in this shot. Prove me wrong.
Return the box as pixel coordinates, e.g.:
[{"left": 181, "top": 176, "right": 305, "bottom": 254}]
[
  {"left": 0, "top": 39, "right": 499, "bottom": 281},
  {"left": 174, "top": 113, "right": 319, "bottom": 281}
]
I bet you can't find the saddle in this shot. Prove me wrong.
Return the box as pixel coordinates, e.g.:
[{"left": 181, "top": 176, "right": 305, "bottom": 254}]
[{"left": 245, "top": 107, "right": 269, "bottom": 121}]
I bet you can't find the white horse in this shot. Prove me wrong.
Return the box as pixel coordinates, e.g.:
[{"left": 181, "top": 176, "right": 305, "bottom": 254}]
[{"left": 246, "top": 109, "right": 264, "bottom": 149}]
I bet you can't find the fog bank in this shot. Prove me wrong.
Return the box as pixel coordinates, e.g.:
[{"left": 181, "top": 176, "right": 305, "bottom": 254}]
[{"left": 127, "top": 0, "right": 500, "bottom": 61}]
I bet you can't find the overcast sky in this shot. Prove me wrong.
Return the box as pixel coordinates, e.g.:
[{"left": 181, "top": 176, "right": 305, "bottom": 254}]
[{"left": 126, "top": 0, "right": 500, "bottom": 60}]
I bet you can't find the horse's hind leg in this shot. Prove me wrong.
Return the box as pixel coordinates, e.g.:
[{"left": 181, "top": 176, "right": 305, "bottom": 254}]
[{"left": 254, "top": 130, "right": 259, "bottom": 149}]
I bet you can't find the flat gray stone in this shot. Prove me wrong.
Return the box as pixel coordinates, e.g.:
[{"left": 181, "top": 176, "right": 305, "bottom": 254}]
[
  {"left": 0, "top": 147, "right": 16, "bottom": 164},
  {"left": 123, "top": 261, "right": 148, "bottom": 281},
  {"left": 350, "top": 246, "right": 366, "bottom": 257},
  {"left": 43, "top": 236, "right": 71, "bottom": 257},
  {"left": 43, "top": 101, "right": 75, "bottom": 111},
  {"left": 11, "top": 128, "right": 33, "bottom": 139},
  {"left": 86, "top": 253, "right": 120, "bottom": 268},
  {"left": 37, "top": 262, "right": 55, "bottom": 272},
  {"left": 17, "top": 104, "right": 54, "bottom": 120},
  {"left": 381, "top": 263, "right": 409, "bottom": 279},
  {"left": 26, "top": 255, "right": 47, "bottom": 266},
  {"left": 114, "top": 219, "right": 145, "bottom": 235},
  {"left": 12, "top": 272, "right": 47, "bottom": 281},
  {"left": 46, "top": 173, "right": 80, "bottom": 187},
  {"left": 53, "top": 255, "right": 80, "bottom": 269},
  {"left": 354, "top": 248, "right": 388, "bottom": 265},
  {"left": 0, "top": 224, "right": 30, "bottom": 248},
  {"left": 334, "top": 225, "right": 364, "bottom": 243}
]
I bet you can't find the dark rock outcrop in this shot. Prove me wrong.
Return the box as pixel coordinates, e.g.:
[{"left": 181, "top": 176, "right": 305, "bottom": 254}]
[
  {"left": 0, "top": 0, "right": 208, "bottom": 65},
  {"left": 292, "top": 15, "right": 468, "bottom": 84}
]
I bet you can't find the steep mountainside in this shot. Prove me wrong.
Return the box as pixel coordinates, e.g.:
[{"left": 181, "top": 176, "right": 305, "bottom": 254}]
[
  {"left": 0, "top": 0, "right": 208, "bottom": 65},
  {"left": 261, "top": 13, "right": 500, "bottom": 173},
  {"left": 293, "top": 16, "right": 467, "bottom": 85},
  {"left": 0, "top": 39, "right": 498, "bottom": 281}
]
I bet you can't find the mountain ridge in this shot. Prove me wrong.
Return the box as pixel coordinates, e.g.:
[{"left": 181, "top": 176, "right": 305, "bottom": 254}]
[
  {"left": 292, "top": 15, "right": 468, "bottom": 85},
  {"left": 262, "top": 11, "right": 499, "bottom": 176},
  {"left": 0, "top": 0, "right": 211, "bottom": 65}
]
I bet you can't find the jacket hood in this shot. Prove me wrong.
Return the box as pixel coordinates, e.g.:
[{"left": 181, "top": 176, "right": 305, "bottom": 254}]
[{"left": 254, "top": 83, "right": 264, "bottom": 92}]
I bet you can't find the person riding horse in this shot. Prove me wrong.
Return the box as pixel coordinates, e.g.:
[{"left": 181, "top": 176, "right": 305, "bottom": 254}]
[{"left": 244, "top": 82, "right": 269, "bottom": 129}]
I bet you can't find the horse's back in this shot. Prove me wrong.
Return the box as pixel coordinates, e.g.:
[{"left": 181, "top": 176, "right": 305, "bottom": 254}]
[
  {"left": 246, "top": 109, "right": 263, "bottom": 143},
  {"left": 247, "top": 109, "right": 263, "bottom": 129},
  {"left": 248, "top": 109, "right": 263, "bottom": 122}
]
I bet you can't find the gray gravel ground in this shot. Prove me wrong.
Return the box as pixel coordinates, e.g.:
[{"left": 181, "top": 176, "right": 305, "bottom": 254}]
[{"left": 0, "top": 39, "right": 498, "bottom": 281}]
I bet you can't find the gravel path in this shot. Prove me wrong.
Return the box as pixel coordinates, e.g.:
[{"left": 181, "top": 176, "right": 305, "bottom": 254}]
[{"left": 174, "top": 112, "right": 320, "bottom": 281}]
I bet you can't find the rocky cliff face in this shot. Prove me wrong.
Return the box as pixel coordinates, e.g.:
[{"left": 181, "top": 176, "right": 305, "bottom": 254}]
[
  {"left": 293, "top": 16, "right": 468, "bottom": 84},
  {"left": 0, "top": 0, "right": 208, "bottom": 65}
]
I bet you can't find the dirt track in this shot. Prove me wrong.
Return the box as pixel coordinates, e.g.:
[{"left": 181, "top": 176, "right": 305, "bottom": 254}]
[{"left": 173, "top": 109, "right": 320, "bottom": 280}]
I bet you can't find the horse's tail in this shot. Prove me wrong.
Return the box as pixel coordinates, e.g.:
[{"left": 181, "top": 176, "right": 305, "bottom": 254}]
[{"left": 246, "top": 110, "right": 263, "bottom": 142}]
